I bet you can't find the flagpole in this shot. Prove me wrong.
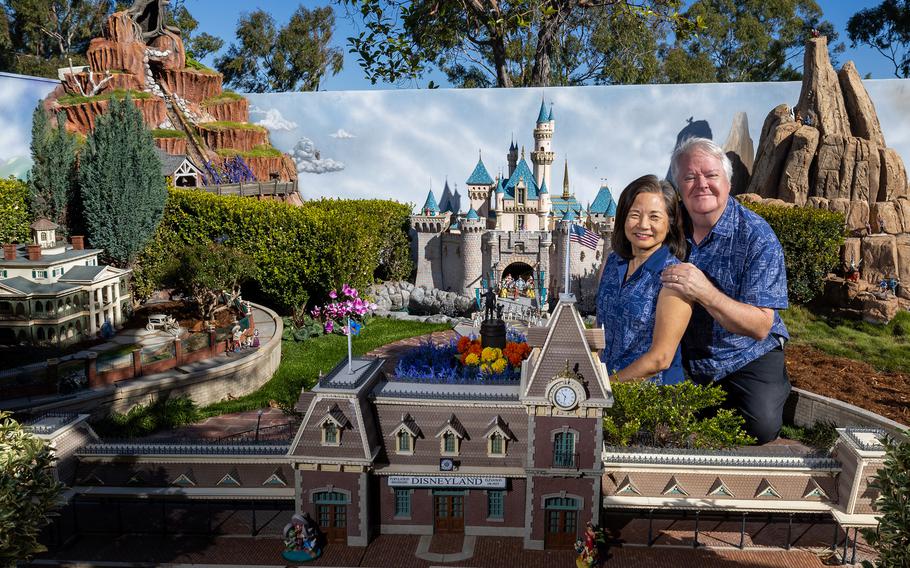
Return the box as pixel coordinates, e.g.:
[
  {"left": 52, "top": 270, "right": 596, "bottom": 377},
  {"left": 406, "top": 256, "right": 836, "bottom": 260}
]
[
  {"left": 347, "top": 317, "right": 353, "bottom": 372},
  {"left": 563, "top": 222, "right": 571, "bottom": 296}
]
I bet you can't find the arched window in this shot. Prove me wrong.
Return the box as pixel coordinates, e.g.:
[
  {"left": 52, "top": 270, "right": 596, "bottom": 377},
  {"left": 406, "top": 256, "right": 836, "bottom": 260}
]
[
  {"left": 553, "top": 432, "right": 575, "bottom": 468},
  {"left": 490, "top": 433, "right": 504, "bottom": 456},
  {"left": 397, "top": 430, "right": 411, "bottom": 453},
  {"left": 322, "top": 421, "right": 339, "bottom": 446},
  {"left": 442, "top": 432, "right": 457, "bottom": 455}
]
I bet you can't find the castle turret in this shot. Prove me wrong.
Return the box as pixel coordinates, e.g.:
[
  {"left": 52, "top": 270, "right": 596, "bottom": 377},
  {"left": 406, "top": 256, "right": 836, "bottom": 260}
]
[
  {"left": 466, "top": 151, "right": 495, "bottom": 218},
  {"left": 562, "top": 159, "right": 571, "bottom": 199},
  {"left": 507, "top": 138, "right": 518, "bottom": 178},
  {"left": 460, "top": 207, "right": 485, "bottom": 296},
  {"left": 532, "top": 99, "right": 555, "bottom": 192},
  {"left": 411, "top": 189, "right": 449, "bottom": 289},
  {"left": 495, "top": 176, "right": 505, "bottom": 230},
  {"left": 538, "top": 178, "right": 551, "bottom": 228}
]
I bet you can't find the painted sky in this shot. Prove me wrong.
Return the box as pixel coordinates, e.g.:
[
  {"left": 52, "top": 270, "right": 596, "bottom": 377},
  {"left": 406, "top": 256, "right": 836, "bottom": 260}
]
[
  {"left": 2, "top": 73, "right": 909, "bottom": 210},
  {"left": 245, "top": 79, "right": 910, "bottom": 209}
]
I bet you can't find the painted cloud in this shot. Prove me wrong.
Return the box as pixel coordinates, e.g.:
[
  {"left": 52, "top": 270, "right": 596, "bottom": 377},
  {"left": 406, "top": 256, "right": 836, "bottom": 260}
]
[
  {"left": 250, "top": 106, "right": 298, "bottom": 131},
  {"left": 291, "top": 137, "right": 345, "bottom": 174},
  {"left": 330, "top": 129, "right": 356, "bottom": 139}
]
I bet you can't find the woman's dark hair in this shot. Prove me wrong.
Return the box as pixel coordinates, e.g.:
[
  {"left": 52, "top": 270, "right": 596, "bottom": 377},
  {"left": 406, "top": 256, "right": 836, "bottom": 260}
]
[{"left": 610, "top": 174, "right": 687, "bottom": 260}]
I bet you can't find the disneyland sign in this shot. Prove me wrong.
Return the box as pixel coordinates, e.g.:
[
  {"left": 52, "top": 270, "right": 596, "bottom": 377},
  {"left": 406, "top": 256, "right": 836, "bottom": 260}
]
[{"left": 388, "top": 475, "right": 507, "bottom": 489}]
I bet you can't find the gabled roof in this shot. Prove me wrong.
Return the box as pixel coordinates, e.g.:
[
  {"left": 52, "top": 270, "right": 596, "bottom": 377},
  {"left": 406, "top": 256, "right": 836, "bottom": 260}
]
[
  {"left": 503, "top": 158, "right": 539, "bottom": 200},
  {"left": 392, "top": 413, "right": 423, "bottom": 438},
  {"left": 466, "top": 156, "right": 494, "bottom": 186},
  {"left": 590, "top": 185, "right": 617, "bottom": 216},
  {"left": 320, "top": 403, "right": 351, "bottom": 429},
  {"left": 616, "top": 475, "right": 640, "bottom": 495},
  {"left": 755, "top": 478, "right": 781, "bottom": 498},
  {"left": 662, "top": 476, "right": 688, "bottom": 496},
  {"left": 59, "top": 265, "right": 108, "bottom": 282},
  {"left": 154, "top": 147, "right": 198, "bottom": 177},
  {"left": 803, "top": 478, "right": 829, "bottom": 500},
  {"left": 484, "top": 415, "right": 516, "bottom": 441},
  {"left": 522, "top": 299, "right": 611, "bottom": 402},
  {"left": 536, "top": 99, "right": 549, "bottom": 123},
  {"left": 708, "top": 477, "right": 734, "bottom": 497},
  {"left": 435, "top": 414, "right": 468, "bottom": 440},
  {"left": 30, "top": 218, "right": 58, "bottom": 230},
  {"left": 421, "top": 190, "right": 439, "bottom": 214},
  {"left": 172, "top": 469, "right": 196, "bottom": 487}
]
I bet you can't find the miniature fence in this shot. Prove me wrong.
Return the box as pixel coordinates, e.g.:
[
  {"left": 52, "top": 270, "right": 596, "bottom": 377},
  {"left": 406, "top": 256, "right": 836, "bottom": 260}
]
[
  {"left": 0, "top": 324, "right": 257, "bottom": 400},
  {"left": 202, "top": 180, "right": 297, "bottom": 197}
]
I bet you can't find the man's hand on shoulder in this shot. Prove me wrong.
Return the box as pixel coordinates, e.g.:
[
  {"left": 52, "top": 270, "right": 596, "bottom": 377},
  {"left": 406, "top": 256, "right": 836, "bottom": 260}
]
[{"left": 660, "top": 263, "right": 718, "bottom": 305}]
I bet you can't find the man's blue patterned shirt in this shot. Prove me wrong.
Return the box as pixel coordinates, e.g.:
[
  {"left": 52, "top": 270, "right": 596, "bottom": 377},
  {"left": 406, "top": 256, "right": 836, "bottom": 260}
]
[
  {"left": 682, "top": 196, "right": 790, "bottom": 382},
  {"left": 596, "top": 245, "right": 685, "bottom": 385}
]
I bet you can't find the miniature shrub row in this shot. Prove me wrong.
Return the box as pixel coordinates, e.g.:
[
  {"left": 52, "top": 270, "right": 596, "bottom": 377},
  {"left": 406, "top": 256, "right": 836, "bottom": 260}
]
[
  {"left": 744, "top": 202, "right": 845, "bottom": 304},
  {"left": 57, "top": 89, "right": 151, "bottom": 106},
  {"left": 133, "top": 188, "right": 413, "bottom": 313},
  {"left": 0, "top": 177, "right": 30, "bottom": 244},
  {"left": 215, "top": 145, "right": 283, "bottom": 159},
  {"left": 151, "top": 128, "right": 186, "bottom": 139},
  {"left": 202, "top": 91, "right": 245, "bottom": 106}
]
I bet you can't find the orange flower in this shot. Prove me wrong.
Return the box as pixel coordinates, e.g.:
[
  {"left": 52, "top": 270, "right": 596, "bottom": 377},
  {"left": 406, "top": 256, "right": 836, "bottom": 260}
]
[{"left": 457, "top": 336, "right": 472, "bottom": 354}]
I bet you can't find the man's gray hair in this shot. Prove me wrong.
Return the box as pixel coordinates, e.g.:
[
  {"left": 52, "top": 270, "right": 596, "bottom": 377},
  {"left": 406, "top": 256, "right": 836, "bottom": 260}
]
[{"left": 669, "top": 137, "right": 733, "bottom": 188}]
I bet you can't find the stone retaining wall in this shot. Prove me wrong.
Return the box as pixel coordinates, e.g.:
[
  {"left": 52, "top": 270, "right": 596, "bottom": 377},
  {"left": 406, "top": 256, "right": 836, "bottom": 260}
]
[
  {"left": 16, "top": 303, "right": 282, "bottom": 420},
  {"left": 784, "top": 387, "right": 907, "bottom": 437}
]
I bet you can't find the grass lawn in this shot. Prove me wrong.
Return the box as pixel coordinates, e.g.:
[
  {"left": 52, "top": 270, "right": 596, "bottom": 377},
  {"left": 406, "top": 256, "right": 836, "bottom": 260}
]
[
  {"left": 781, "top": 305, "right": 910, "bottom": 373},
  {"left": 200, "top": 318, "right": 450, "bottom": 417}
]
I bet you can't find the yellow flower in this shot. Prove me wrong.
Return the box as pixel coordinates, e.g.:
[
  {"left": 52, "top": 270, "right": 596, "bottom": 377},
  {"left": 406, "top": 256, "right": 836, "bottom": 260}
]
[
  {"left": 465, "top": 353, "right": 479, "bottom": 366},
  {"left": 481, "top": 347, "right": 502, "bottom": 363},
  {"left": 491, "top": 358, "right": 507, "bottom": 373}
]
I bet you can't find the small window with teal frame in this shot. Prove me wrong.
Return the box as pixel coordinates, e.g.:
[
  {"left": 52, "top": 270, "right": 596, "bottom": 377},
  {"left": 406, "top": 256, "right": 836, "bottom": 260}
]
[
  {"left": 394, "top": 489, "right": 411, "bottom": 517},
  {"left": 487, "top": 490, "right": 504, "bottom": 519}
]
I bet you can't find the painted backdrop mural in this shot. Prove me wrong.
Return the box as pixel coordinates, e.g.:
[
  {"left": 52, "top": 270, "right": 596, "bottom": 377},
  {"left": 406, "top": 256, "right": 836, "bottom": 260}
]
[{"left": 2, "top": 71, "right": 909, "bottom": 208}]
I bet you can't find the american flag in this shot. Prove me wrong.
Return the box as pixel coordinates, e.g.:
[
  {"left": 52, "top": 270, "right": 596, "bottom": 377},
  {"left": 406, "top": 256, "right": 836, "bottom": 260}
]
[{"left": 570, "top": 224, "right": 599, "bottom": 250}]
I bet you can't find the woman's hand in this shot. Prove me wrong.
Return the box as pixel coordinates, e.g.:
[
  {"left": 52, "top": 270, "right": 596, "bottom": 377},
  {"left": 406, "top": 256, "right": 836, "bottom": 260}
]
[{"left": 660, "top": 263, "right": 717, "bottom": 305}]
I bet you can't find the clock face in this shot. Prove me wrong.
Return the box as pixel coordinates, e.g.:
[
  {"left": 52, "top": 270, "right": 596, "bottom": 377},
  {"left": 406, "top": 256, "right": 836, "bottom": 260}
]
[
  {"left": 440, "top": 458, "right": 455, "bottom": 471},
  {"left": 554, "top": 385, "right": 577, "bottom": 409}
]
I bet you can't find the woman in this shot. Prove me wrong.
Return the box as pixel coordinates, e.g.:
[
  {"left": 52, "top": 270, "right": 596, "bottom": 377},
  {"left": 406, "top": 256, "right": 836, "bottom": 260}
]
[{"left": 595, "top": 174, "right": 692, "bottom": 384}]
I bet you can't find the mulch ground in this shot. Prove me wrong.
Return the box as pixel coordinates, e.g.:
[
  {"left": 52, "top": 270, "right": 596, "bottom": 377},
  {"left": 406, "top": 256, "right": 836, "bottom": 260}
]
[{"left": 786, "top": 344, "right": 910, "bottom": 426}]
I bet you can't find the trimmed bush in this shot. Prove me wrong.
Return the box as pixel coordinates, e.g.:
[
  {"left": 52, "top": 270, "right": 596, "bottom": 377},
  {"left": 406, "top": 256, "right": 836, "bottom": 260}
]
[
  {"left": 744, "top": 202, "right": 844, "bottom": 304},
  {"left": 134, "top": 188, "right": 413, "bottom": 312},
  {"left": 604, "top": 381, "right": 755, "bottom": 449},
  {"left": 0, "top": 177, "right": 30, "bottom": 244}
]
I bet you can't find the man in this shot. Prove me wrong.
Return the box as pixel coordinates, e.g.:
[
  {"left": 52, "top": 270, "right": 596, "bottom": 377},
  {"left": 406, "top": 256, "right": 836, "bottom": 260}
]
[{"left": 662, "top": 137, "right": 790, "bottom": 444}]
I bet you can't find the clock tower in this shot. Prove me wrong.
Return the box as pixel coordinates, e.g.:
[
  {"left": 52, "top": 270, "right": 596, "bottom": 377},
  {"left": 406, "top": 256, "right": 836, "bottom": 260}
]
[{"left": 519, "top": 295, "right": 612, "bottom": 549}]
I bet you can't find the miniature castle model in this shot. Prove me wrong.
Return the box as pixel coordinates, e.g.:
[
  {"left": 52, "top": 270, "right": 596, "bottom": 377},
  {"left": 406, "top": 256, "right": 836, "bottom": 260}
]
[
  {"left": 0, "top": 220, "right": 131, "bottom": 345},
  {"left": 412, "top": 100, "right": 617, "bottom": 300}
]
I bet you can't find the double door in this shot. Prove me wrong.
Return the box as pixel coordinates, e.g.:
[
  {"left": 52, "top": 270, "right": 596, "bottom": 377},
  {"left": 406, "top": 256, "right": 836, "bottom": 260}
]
[
  {"left": 433, "top": 492, "right": 464, "bottom": 534},
  {"left": 317, "top": 503, "right": 347, "bottom": 543}
]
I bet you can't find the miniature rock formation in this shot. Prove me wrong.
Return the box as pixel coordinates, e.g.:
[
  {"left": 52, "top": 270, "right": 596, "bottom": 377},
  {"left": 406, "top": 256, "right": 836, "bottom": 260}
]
[
  {"left": 746, "top": 36, "right": 910, "bottom": 314},
  {"left": 43, "top": 0, "right": 298, "bottom": 190},
  {"left": 723, "top": 111, "right": 754, "bottom": 195}
]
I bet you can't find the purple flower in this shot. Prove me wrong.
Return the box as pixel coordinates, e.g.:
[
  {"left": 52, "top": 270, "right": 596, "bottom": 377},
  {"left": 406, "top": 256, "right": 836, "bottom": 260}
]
[
  {"left": 324, "top": 320, "right": 334, "bottom": 334},
  {"left": 328, "top": 290, "right": 337, "bottom": 299}
]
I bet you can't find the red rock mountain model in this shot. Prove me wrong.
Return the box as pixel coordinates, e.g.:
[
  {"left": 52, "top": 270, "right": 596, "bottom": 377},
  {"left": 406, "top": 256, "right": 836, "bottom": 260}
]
[
  {"left": 44, "top": 1, "right": 299, "bottom": 202},
  {"left": 745, "top": 36, "right": 910, "bottom": 321}
]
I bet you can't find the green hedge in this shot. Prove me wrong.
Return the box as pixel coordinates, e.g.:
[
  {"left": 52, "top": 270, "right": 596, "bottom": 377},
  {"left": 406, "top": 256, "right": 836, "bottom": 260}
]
[
  {"left": 0, "top": 177, "right": 31, "bottom": 244},
  {"left": 744, "top": 202, "right": 844, "bottom": 305},
  {"left": 134, "top": 188, "right": 413, "bottom": 312}
]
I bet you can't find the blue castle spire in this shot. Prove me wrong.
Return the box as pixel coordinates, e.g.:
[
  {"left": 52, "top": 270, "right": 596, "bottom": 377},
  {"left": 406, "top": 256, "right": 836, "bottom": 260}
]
[{"left": 421, "top": 190, "right": 439, "bottom": 214}]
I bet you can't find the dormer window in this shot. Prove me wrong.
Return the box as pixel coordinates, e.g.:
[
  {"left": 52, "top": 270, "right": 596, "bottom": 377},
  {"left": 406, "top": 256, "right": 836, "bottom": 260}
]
[
  {"left": 518, "top": 187, "right": 526, "bottom": 205},
  {"left": 436, "top": 414, "right": 466, "bottom": 457},
  {"left": 490, "top": 433, "right": 504, "bottom": 455},
  {"left": 392, "top": 413, "right": 421, "bottom": 455},
  {"left": 323, "top": 421, "right": 339, "bottom": 445},
  {"left": 319, "top": 403, "right": 349, "bottom": 447},
  {"left": 397, "top": 430, "right": 412, "bottom": 453},
  {"left": 485, "top": 416, "right": 515, "bottom": 458},
  {"left": 442, "top": 432, "right": 458, "bottom": 455}
]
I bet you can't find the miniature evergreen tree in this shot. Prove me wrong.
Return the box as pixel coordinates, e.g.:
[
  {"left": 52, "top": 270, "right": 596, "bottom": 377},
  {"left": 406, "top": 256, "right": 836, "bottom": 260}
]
[
  {"left": 862, "top": 432, "right": 910, "bottom": 568},
  {"left": 28, "top": 105, "right": 78, "bottom": 233},
  {"left": 78, "top": 95, "right": 166, "bottom": 266},
  {"left": 0, "top": 411, "right": 62, "bottom": 567}
]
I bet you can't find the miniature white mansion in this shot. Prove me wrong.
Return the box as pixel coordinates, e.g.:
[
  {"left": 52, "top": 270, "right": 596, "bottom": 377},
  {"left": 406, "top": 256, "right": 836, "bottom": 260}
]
[
  {"left": 412, "top": 100, "right": 617, "bottom": 301},
  {"left": 0, "top": 220, "right": 131, "bottom": 345}
]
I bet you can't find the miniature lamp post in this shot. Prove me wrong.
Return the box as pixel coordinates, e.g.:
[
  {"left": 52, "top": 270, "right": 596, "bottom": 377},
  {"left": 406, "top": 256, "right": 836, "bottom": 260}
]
[
  {"left": 255, "top": 409, "right": 264, "bottom": 441},
  {"left": 347, "top": 318, "right": 362, "bottom": 372}
]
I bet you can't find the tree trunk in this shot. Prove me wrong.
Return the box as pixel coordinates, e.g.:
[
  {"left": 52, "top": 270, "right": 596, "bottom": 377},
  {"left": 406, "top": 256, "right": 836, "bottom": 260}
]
[{"left": 492, "top": 38, "right": 513, "bottom": 87}]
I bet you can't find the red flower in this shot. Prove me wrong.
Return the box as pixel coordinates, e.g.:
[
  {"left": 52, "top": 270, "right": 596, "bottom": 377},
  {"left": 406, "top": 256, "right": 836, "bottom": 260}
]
[{"left": 457, "top": 336, "right": 472, "bottom": 354}]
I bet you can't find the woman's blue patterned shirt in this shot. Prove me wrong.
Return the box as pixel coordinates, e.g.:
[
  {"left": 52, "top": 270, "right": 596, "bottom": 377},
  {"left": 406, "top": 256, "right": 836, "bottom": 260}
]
[{"left": 595, "top": 245, "right": 685, "bottom": 385}]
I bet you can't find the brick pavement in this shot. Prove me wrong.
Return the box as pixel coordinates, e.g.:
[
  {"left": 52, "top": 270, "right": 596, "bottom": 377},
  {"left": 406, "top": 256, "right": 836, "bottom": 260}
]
[{"left": 35, "top": 533, "right": 865, "bottom": 567}]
